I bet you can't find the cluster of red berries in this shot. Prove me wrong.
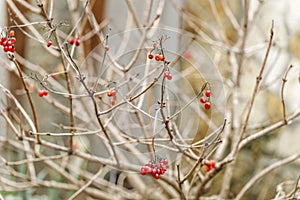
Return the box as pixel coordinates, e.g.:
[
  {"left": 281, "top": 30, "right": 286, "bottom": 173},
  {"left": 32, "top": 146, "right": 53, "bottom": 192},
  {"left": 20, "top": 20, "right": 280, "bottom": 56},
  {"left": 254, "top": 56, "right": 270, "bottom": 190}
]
[
  {"left": 148, "top": 53, "right": 165, "bottom": 61},
  {"left": 199, "top": 90, "right": 211, "bottom": 109},
  {"left": 0, "top": 30, "right": 16, "bottom": 53},
  {"left": 107, "top": 90, "right": 117, "bottom": 105},
  {"left": 148, "top": 41, "right": 166, "bottom": 62},
  {"left": 140, "top": 159, "right": 168, "bottom": 179},
  {"left": 69, "top": 37, "right": 80, "bottom": 46},
  {"left": 203, "top": 160, "right": 216, "bottom": 172},
  {"left": 38, "top": 89, "right": 49, "bottom": 97},
  {"left": 164, "top": 71, "right": 172, "bottom": 80}
]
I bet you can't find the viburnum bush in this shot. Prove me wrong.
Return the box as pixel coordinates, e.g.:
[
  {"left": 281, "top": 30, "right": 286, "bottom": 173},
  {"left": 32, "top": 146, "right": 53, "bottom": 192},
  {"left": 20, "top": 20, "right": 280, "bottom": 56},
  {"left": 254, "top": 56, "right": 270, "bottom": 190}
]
[{"left": 0, "top": 1, "right": 300, "bottom": 200}]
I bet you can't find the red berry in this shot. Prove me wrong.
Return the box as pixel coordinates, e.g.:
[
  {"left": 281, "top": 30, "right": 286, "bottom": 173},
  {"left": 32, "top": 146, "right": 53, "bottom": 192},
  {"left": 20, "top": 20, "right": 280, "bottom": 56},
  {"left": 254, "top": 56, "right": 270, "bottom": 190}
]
[
  {"left": 38, "top": 90, "right": 44, "bottom": 97},
  {"left": 203, "top": 160, "right": 216, "bottom": 172},
  {"left": 7, "top": 40, "right": 12, "bottom": 46},
  {"left": 1, "top": 37, "right": 6, "bottom": 43},
  {"left": 104, "top": 45, "right": 109, "bottom": 51},
  {"left": 38, "top": 90, "right": 48, "bottom": 97},
  {"left": 155, "top": 54, "right": 160, "bottom": 61},
  {"left": 8, "top": 46, "right": 14, "bottom": 52},
  {"left": 157, "top": 168, "right": 161, "bottom": 175},
  {"left": 159, "top": 55, "right": 165, "bottom": 61},
  {"left": 10, "top": 37, "right": 16, "bottom": 44},
  {"left": 148, "top": 54, "right": 154, "bottom": 59},
  {"left": 2, "top": 41, "right": 7, "bottom": 46},
  {"left": 47, "top": 41, "right": 52, "bottom": 47},
  {"left": 141, "top": 167, "right": 146, "bottom": 175},
  {"left": 152, "top": 168, "right": 157, "bottom": 175},
  {"left": 210, "top": 160, "right": 216, "bottom": 168},
  {"left": 75, "top": 38, "right": 80, "bottom": 46},
  {"left": 153, "top": 173, "right": 160, "bottom": 179},
  {"left": 205, "top": 90, "right": 211, "bottom": 97},
  {"left": 3, "top": 46, "right": 8, "bottom": 52},
  {"left": 155, "top": 54, "right": 164, "bottom": 61},
  {"left": 200, "top": 97, "right": 206, "bottom": 103},
  {"left": 110, "top": 99, "right": 116, "bottom": 105},
  {"left": 164, "top": 71, "right": 172, "bottom": 80},
  {"left": 9, "top": 30, "right": 15, "bottom": 37},
  {"left": 43, "top": 90, "right": 49, "bottom": 96},
  {"left": 107, "top": 90, "right": 116, "bottom": 97},
  {"left": 9, "top": 47, "right": 15, "bottom": 53},
  {"left": 162, "top": 159, "right": 168, "bottom": 165},
  {"left": 107, "top": 91, "right": 113, "bottom": 97},
  {"left": 204, "top": 102, "right": 211, "bottom": 109},
  {"left": 164, "top": 71, "right": 169, "bottom": 77},
  {"left": 204, "top": 160, "right": 215, "bottom": 167},
  {"left": 204, "top": 167, "right": 211, "bottom": 172},
  {"left": 145, "top": 166, "right": 152, "bottom": 174},
  {"left": 69, "top": 37, "right": 75, "bottom": 45}
]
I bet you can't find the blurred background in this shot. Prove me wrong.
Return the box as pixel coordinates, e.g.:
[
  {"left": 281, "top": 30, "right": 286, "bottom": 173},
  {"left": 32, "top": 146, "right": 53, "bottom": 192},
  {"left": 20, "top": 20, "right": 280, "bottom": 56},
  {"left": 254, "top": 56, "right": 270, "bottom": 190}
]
[{"left": 1, "top": 0, "right": 300, "bottom": 199}]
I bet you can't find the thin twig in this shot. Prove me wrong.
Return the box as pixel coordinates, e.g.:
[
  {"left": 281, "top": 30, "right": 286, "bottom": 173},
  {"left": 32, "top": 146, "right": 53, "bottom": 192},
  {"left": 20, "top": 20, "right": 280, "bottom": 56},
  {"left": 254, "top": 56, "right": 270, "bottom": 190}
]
[
  {"left": 231, "top": 21, "right": 274, "bottom": 158},
  {"left": 280, "top": 64, "right": 293, "bottom": 124},
  {"left": 220, "top": 21, "right": 274, "bottom": 198},
  {"left": 9, "top": 57, "right": 40, "bottom": 143},
  {"left": 235, "top": 151, "right": 300, "bottom": 200},
  {"left": 176, "top": 164, "right": 187, "bottom": 200},
  {"left": 239, "top": 108, "right": 300, "bottom": 150},
  {"left": 68, "top": 167, "right": 103, "bottom": 200}
]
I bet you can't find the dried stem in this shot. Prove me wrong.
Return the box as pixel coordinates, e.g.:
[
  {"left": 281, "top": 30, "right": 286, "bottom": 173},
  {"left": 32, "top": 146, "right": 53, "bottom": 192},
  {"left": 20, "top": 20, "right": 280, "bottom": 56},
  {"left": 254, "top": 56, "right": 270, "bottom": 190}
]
[
  {"left": 221, "top": 21, "right": 274, "bottom": 198},
  {"left": 235, "top": 151, "right": 300, "bottom": 200},
  {"left": 9, "top": 57, "right": 40, "bottom": 143},
  {"left": 280, "top": 64, "right": 293, "bottom": 124}
]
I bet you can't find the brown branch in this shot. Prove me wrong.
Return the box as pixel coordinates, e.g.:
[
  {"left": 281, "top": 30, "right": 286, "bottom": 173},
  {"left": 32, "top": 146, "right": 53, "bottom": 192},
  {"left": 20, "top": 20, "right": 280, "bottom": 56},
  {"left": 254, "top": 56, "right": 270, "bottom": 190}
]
[
  {"left": 9, "top": 56, "right": 40, "bottom": 143},
  {"left": 176, "top": 164, "right": 187, "bottom": 200},
  {"left": 220, "top": 21, "right": 274, "bottom": 198},
  {"left": 235, "top": 151, "right": 300, "bottom": 200},
  {"left": 231, "top": 20, "right": 274, "bottom": 159},
  {"left": 280, "top": 64, "right": 293, "bottom": 124}
]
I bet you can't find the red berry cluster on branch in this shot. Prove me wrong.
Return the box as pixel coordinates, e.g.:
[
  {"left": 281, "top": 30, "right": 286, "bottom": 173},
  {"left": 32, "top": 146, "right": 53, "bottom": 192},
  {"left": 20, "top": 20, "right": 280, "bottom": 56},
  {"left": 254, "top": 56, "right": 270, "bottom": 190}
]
[
  {"left": 147, "top": 38, "right": 167, "bottom": 62},
  {"left": 148, "top": 53, "right": 154, "bottom": 59},
  {"left": 140, "top": 159, "right": 168, "bottom": 179},
  {"left": 38, "top": 89, "right": 49, "bottom": 97},
  {"left": 69, "top": 36, "right": 80, "bottom": 46},
  {"left": 200, "top": 89, "right": 212, "bottom": 110},
  {"left": 148, "top": 53, "right": 165, "bottom": 61},
  {"left": 155, "top": 54, "right": 164, "bottom": 61},
  {"left": 107, "top": 90, "right": 117, "bottom": 105},
  {"left": 0, "top": 30, "right": 16, "bottom": 53},
  {"left": 203, "top": 160, "right": 216, "bottom": 172},
  {"left": 47, "top": 41, "right": 52, "bottom": 47},
  {"left": 164, "top": 71, "right": 172, "bottom": 80}
]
